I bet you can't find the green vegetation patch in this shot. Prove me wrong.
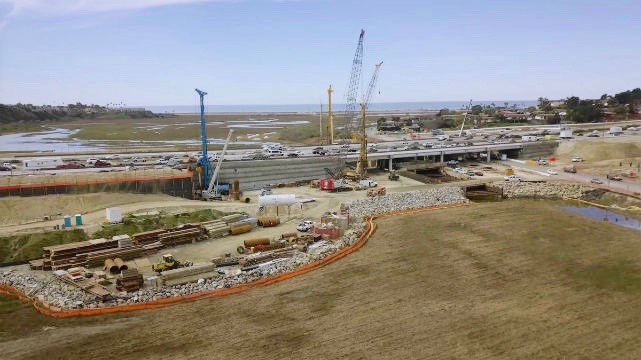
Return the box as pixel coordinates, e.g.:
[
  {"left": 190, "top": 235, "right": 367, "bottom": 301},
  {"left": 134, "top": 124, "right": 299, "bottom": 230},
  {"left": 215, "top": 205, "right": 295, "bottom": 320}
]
[
  {"left": 93, "top": 208, "right": 231, "bottom": 238},
  {"left": 572, "top": 260, "right": 641, "bottom": 294},
  {"left": 0, "top": 229, "right": 88, "bottom": 264}
]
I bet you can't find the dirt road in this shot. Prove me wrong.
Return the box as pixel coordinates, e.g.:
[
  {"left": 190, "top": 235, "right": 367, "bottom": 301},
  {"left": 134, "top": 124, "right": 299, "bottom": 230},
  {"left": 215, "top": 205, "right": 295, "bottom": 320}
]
[{"left": 1, "top": 200, "right": 639, "bottom": 359}]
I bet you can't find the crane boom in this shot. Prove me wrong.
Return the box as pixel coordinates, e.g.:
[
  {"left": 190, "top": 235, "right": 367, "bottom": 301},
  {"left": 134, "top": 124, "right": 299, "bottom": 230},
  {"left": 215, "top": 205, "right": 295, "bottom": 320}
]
[
  {"left": 204, "top": 129, "right": 234, "bottom": 198},
  {"left": 458, "top": 100, "right": 473, "bottom": 137},
  {"left": 342, "top": 29, "right": 365, "bottom": 139},
  {"left": 355, "top": 62, "right": 383, "bottom": 178}
]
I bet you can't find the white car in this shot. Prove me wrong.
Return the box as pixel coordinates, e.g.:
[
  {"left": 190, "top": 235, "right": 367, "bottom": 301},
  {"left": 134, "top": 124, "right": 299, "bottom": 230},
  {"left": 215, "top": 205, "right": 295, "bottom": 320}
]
[
  {"left": 2, "top": 162, "right": 16, "bottom": 169},
  {"left": 86, "top": 157, "right": 99, "bottom": 164},
  {"left": 546, "top": 169, "right": 558, "bottom": 175},
  {"left": 241, "top": 152, "right": 257, "bottom": 160},
  {"left": 104, "top": 154, "right": 120, "bottom": 160},
  {"left": 571, "top": 156, "right": 584, "bottom": 162},
  {"left": 504, "top": 175, "right": 521, "bottom": 182},
  {"left": 156, "top": 159, "right": 168, "bottom": 165}
]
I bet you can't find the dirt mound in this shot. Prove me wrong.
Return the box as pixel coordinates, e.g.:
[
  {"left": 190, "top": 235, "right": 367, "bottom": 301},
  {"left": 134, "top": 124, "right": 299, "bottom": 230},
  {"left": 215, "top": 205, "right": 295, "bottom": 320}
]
[{"left": 556, "top": 138, "right": 641, "bottom": 163}]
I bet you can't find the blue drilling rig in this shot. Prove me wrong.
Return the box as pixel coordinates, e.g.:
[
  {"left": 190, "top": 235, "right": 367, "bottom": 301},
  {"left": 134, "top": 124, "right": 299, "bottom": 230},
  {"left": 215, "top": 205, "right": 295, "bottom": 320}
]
[{"left": 194, "top": 88, "right": 212, "bottom": 191}]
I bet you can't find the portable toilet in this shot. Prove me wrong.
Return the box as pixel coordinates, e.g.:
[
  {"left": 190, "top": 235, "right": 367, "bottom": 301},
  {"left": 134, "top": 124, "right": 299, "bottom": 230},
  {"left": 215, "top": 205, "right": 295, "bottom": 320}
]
[
  {"left": 75, "top": 214, "right": 83, "bottom": 226},
  {"left": 63, "top": 215, "right": 72, "bottom": 228}
]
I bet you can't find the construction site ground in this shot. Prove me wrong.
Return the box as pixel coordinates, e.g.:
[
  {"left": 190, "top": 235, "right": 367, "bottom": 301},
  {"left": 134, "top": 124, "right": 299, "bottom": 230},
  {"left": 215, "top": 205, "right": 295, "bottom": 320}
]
[{"left": 1, "top": 199, "right": 639, "bottom": 359}]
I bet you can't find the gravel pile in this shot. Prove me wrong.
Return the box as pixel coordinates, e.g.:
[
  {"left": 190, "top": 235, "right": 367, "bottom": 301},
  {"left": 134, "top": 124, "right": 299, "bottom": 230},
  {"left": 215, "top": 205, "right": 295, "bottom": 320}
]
[
  {"left": 0, "top": 186, "right": 468, "bottom": 310},
  {"left": 496, "top": 182, "right": 598, "bottom": 199},
  {"left": 347, "top": 187, "right": 469, "bottom": 219}
]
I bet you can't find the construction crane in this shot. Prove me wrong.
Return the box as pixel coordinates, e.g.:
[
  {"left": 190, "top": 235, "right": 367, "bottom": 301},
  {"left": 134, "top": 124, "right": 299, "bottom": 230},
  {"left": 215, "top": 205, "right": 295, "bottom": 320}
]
[
  {"left": 458, "top": 99, "right": 473, "bottom": 137},
  {"left": 195, "top": 88, "right": 212, "bottom": 188},
  {"left": 342, "top": 29, "right": 365, "bottom": 140},
  {"left": 201, "top": 129, "right": 234, "bottom": 200},
  {"left": 354, "top": 62, "right": 383, "bottom": 178}
]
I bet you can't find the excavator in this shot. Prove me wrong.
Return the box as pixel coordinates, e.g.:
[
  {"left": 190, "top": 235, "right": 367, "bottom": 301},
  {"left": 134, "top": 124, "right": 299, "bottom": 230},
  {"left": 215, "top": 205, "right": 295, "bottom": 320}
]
[{"left": 151, "top": 254, "right": 193, "bottom": 273}]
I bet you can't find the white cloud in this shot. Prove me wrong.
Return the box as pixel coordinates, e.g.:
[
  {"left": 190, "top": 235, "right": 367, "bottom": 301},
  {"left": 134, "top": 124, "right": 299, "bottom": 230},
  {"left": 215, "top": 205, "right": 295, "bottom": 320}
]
[{"left": 1, "top": 0, "right": 218, "bottom": 17}]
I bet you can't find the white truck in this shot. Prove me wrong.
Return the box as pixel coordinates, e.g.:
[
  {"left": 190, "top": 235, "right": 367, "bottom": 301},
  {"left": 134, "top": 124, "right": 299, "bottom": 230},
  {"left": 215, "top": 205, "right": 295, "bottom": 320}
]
[
  {"left": 359, "top": 179, "right": 378, "bottom": 188},
  {"left": 504, "top": 175, "right": 521, "bottom": 182},
  {"left": 23, "top": 157, "right": 64, "bottom": 170}
]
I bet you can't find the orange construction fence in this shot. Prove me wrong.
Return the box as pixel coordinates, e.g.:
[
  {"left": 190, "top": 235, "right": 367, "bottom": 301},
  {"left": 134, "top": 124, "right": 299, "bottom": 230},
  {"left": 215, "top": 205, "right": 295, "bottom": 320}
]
[
  {"left": 0, "top": 171, "right": 193, "bottom": 191},
  {"left": 0, "top": 202, "right": 469, "bottom": 318}
]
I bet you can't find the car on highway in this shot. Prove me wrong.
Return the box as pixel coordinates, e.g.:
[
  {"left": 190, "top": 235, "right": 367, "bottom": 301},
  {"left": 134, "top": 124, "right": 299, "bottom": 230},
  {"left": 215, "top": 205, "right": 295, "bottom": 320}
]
[
  {"left": 2, "top": 162, "right": 17, "bottom": 169},
  {"left": 0, "top": 166, "right": 12, "bottom": 171},
  {"left": 590, "top": 178, "right": 604, "bottom": 184},
  {"left": 312, "top": 147, "right": 326, "bottom": 155},
  {"left": 606, "top": 174, "right": 623, "bottom": 181},
  {"left": 546, "top": 169, "right": 558, "bottom": 175},
  {"left": 86, "top": 157, "right": 99, "bottom": 165},
  {"left": 297, "top": 220, "right": 314, "bottom": 232},
  {"left": 131, "top": 156, "right": 146, "bottom": 163},
  {"left": 156, "top": 159, "right": 169, "bottom": 165},
  {"left": 286, "top": 151, "right": 301, "bottom": 158},
  {"left": 93, "top": 160, "right": 112, "bottom": 168},
  {"left": 104, "top": 154, "right": 121, "bottom": 160},
  {"left": 537, "top": 159, "right": 548, "bottom": 166},
  {"left": 56, "top": 162, "right": 86, "bottom": 169},
  {"left": 504, "top": 175, "right": 521, "bottom": 182},
  {"left": 241, "top": 152, "right": 257, "bottom": 160}
]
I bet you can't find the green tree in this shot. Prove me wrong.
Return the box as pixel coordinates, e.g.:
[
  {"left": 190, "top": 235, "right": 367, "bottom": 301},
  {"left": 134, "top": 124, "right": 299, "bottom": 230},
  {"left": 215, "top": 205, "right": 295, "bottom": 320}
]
[{"left": 537, "top": 97, "right": 552, "bottom": 112}]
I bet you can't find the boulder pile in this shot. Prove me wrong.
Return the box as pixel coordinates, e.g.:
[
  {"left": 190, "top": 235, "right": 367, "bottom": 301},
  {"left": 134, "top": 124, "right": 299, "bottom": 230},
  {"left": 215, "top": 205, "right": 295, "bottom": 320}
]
[{"left": 496, "top": 182, "right": 599, "bottom": 199}]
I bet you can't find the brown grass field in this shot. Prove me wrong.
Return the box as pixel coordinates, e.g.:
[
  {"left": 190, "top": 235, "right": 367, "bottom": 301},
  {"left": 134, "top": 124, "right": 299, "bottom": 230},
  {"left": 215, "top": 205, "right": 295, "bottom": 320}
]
[{"left": 1, "top": 199, "right": 639, "bottom": 359}]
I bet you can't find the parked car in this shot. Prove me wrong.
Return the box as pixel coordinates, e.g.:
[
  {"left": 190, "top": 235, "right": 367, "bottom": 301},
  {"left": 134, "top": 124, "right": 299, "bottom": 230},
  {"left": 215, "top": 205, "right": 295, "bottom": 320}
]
[
  {"left": 571, "top": 156, "right": 584, "bottom": 162},
  {"left": 93, "top": 160, "right": 112, "bottom": 168},
  {"left": 297, "top": 220, "right": 314, "bottom": 232},
  {"left": 546, "top": 169, "right": 558, "bottom": 175},
  {"left": 57, "top": 162, "right": 86, "bottom": 169},
  {"left": 590, "top": 178, "right": 604, "bottom": 184},
  {"left": 537, "top": 159, "right": 548, "bottom": 166}
]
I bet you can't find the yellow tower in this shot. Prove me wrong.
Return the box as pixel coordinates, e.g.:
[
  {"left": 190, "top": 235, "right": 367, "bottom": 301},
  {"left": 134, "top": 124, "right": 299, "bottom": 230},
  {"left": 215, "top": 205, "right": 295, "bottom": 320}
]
[{"left": 327, "top": 85, "right": 334, "bottom": 145}]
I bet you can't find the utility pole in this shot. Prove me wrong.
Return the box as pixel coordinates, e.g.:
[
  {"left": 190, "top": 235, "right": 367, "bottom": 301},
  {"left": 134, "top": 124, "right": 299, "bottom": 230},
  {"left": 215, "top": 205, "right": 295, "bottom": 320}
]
[
  {"left": 328, "top": 85, "right": 334, "bottom": 145},
  {"left": 319, "top": 102, "right": 323, "bottom": 145}
]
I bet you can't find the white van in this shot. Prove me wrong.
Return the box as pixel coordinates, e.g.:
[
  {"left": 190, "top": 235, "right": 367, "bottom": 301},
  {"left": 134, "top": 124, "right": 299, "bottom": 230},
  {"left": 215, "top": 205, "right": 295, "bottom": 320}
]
[{"left": 266, "top": 149, "right": 284, "bottom": 157}]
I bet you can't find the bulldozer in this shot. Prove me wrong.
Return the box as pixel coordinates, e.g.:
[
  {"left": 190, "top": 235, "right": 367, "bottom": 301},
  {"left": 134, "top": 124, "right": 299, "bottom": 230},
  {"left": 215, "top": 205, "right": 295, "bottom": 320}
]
[
  {"left": 388, "top": 170, "right": 399, "bottom": 181},
  {"left": 151, "top": 254, "right": 192, "bottom": 273}
]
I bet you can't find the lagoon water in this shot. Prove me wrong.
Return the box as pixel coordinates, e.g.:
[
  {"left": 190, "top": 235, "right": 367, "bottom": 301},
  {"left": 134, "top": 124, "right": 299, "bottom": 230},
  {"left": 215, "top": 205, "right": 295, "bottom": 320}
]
[
  {"left": 561, "top": 205, "right": 641, "bottom": 231},
  {"left": 0, "top": 128, "right": 101, "bottom": 152}
]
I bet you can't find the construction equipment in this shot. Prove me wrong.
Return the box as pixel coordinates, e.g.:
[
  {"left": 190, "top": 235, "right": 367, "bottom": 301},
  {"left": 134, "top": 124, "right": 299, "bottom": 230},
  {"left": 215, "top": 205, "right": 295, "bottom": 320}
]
[
  {"left": 151, "top": 254, "right": 192, "bottom": 273},
  {"left": 201, "top": 129, "right": 234, "bottom": 200},
  {"left": 354, "top": 62, "right": 383, "bottom": 179},
  {"left": 388, "top": 170, "right": 399, "bottom": 181},
  {"left": 194, "top": 89, "right": 212, "bottom": 190},
  {"left": 458, "top": 100, "right": 473, "bottom": 137},
  {"left": 342, "top": 29, "right": 365, "bottom": 140},
  {"left": 367, "top": 187, "right": 386, "bottom": 197}
]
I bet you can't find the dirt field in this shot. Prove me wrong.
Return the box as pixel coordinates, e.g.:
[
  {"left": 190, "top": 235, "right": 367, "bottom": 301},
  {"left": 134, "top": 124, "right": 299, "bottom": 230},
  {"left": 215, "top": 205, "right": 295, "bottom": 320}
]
[
  {"left": 554, "top": 135, "right": 641, "bottom": 178},
  {"left": 1, "top": 199, "right": 639, "bottom": 359}
]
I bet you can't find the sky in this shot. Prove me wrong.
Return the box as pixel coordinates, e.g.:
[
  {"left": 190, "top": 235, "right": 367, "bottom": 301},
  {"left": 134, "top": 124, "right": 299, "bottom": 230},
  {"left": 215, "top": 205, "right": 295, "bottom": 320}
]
[{"left": 0, "top": 0, "right": 639, "bottom": 106}]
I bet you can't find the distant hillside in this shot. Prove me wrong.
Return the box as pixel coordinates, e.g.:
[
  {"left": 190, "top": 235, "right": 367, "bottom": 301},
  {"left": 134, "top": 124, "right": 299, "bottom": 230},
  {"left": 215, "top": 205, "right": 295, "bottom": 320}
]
[{"left": 0, "top": 103, "right": 156, "bottom": 124}]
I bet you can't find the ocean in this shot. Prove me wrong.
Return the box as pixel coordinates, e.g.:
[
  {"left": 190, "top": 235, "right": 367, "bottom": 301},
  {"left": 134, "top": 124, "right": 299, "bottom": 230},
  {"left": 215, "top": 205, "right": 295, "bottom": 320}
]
[{"left": 145, "top": 100, "right": 537, "bottom": 114}]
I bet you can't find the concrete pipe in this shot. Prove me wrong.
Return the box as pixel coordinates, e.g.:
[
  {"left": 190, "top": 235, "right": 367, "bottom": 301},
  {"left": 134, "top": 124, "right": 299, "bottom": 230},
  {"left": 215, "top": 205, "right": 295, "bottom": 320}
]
[
  {"left": 230, "top": 224, "right": 252, "bottom": 235},
  {"left": 243, "top": 237, "right": 271, "bottom": 247},
  {"left": 113, "top": 257, "right": 128, "bottom": 272},
  {"left": 236, "top": 246, "right": 246, "bottom": 254},
  {"left": 280, "top": 232, "right": 297, "bottom": 240},
  {"left": 104, "top": 258, "right": 119, "bottom": 274},
  {"left": 244, "top": 197, "right": 251, "bottom": 203}
]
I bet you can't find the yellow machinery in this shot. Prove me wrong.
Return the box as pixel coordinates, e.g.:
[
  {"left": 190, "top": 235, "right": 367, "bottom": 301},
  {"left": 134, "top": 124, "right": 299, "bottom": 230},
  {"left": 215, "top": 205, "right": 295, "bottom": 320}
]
[{"left": 151, "top": 254, "right": 192, "bottom": 273}]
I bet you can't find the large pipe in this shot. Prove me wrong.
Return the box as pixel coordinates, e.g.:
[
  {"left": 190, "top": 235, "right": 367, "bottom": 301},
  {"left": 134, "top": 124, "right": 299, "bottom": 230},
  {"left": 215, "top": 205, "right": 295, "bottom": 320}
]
[
  {"left": 258, "top": 194, "right": 296, "bottom": 206},
  {"left": 257, "top": 216, "right": 280, "bottom": 227},
  {"left": 104, "top": 258, "right": 119, "bottom": 274},
  {"left": 243, "top": 237, "right": 271, "bottom": 247},
  {"left": 113, "top": 257, "right": 128, "bottom": 272},
  {"left": 230, "top": 224, "right": 252, "bottom": 235}
]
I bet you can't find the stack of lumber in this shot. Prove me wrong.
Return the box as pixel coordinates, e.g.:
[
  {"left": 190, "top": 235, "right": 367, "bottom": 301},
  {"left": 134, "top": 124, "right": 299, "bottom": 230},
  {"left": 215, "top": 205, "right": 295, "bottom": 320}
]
[
  {"left": 239, "top": 247, "right": 298, "bottom": 267},
  {"left": 114, "top": 234, "right": 133, "bottom": 248},
  {"left": 200, "top": 220, "right": 230, "bottom": 238},
  {"left": 221, "top": 214, "right": 245, "bottom": 224},
  {"left": 79, "top": 246, "right": 143, "bottom": 268},
  {"left": 132, "top": 229, "right": 167, "bottom": 246},
  {"left": 116, "top": 269, "right": 144, "bottom": 292},
  {"left": 158, "top": 226, "right": 203, "bottom": 247},
  {"left": 42, "top": 238, "right": 118, "bottom": 271},
  {"left": 53, "top": 269, "right": 112, "bottom": 300},
  {"left": 160, "top": 263, "right": 218, "bottom": 286}
]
